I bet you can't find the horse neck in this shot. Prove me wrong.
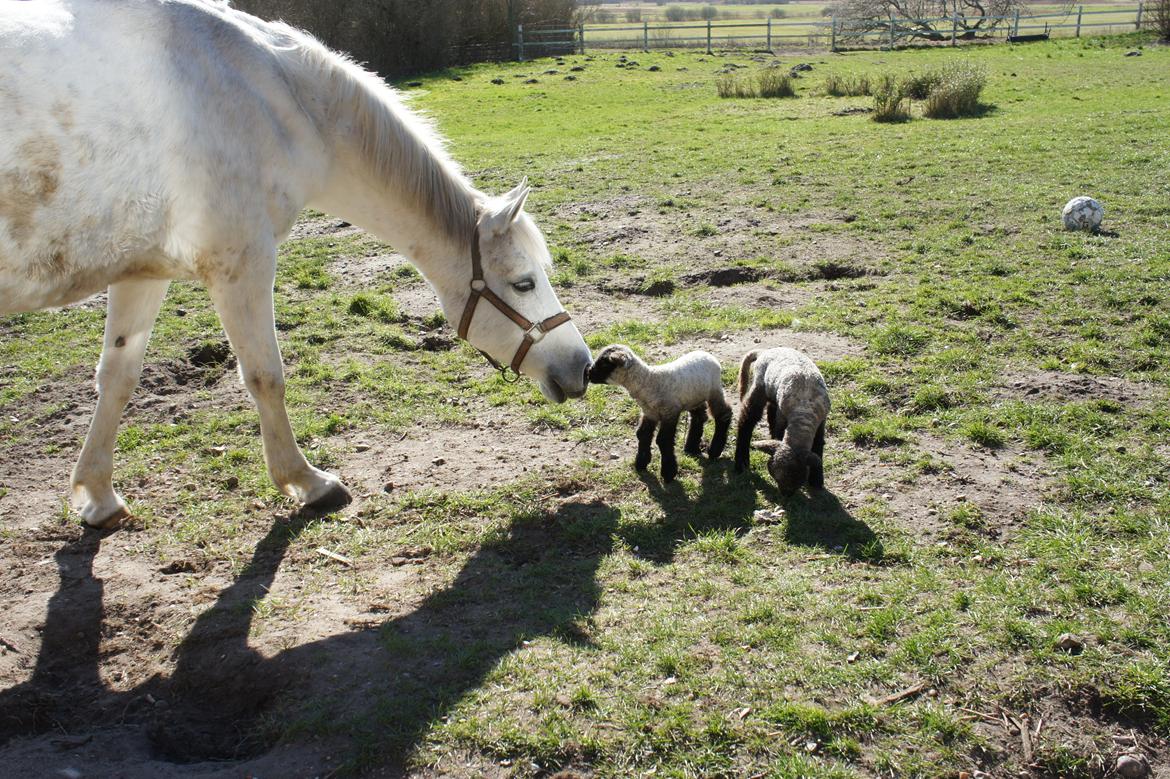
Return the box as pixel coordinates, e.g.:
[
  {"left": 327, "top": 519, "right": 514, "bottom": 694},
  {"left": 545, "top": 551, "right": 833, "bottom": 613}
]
[{"left": 302, "top": 55, "right": 480, "bottom": 307}]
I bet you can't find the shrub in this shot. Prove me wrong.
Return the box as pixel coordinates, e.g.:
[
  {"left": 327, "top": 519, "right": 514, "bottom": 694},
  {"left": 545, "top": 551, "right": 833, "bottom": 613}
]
[
  {"left": 700, "top": 4, "right": 719, "bottom": 20},
  {"left": 1148, "top": 0, "right": 1170, "bottom": 40},
  {"left": 922, "top": 62, "right": 987, "bottom": 118},
  {"left": 625, "top": 9, "right": 642, "bottom": 22},
  {"left": 717, "top": 74, "right": 756, "bottom": 98},
  {"left": 757, "top": 69, "right": 796, "bottom": 98},
  {"left": 871, "top": 75, "right": 909, "bottom": 122},
  {"left": 664, "top": 5, "right": 687, "bottom": 21},
  {"left": 900, "top": 70, "right": 942, "bottom": 100},
  {"left": 824, "top": 72, "right": 872, "bottom": 96}
]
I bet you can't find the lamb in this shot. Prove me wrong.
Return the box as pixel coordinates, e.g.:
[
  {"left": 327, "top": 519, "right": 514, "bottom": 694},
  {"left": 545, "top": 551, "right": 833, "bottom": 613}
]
[
  {"left": 734, "top": 347, "right": 831, "bottom": 495},
  {"left": 589, "top": 345, "right": 733, "bottom": 483}
]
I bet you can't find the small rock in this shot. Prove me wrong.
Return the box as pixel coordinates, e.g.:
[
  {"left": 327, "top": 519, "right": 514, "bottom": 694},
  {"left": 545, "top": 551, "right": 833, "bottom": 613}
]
[
  {"left": 450, "top": 75, "right": 463, "bottom": 81},
  {"left": 564, "top": 75, "right": 577, "bottom": 81},
  {"left": 1054, "top": 632, "right": 1084, "bottom": 654},
  {"left": 405, "top": 80, "right": 423, "bottom": 87},
  {"left": 383, "top": 482, "right": 395, "bottom": 493},
  {"left": 355, "top": 443, "right": 371, "bottom": 452},
  {"left": 1116, "top": 754, "right": 1149, "bottom": 779},
  {"left": 1125, "top": 50, "right": 1142, "bottom": 57},
  {"left": 609, "top": 452, "right": 621, "bottom": 460},
  {"left": 222, "top": 475, "right": 239, "bottom": 491},
  {"left": 491, "top": 77, "right": 505, "bottom": 85},
  {"left": 524, "top": 78, "right": 539, "bottom": 84},
  {"left": 175, "top": 308, "right": 187, "bottom": 317},
  {"left": 432, "top": 457, "right": 446, "bottom": 466},
  {"left": 648, "top": 65, "right": 660, "bottom": 72},
  {"left": 570, "top": 65, "right": 585, "bottom": 72}
]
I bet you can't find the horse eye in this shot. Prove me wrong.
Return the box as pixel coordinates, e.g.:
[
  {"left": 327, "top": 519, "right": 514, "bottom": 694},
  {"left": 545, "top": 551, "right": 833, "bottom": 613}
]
[{"left": 512, "top": 279, "right": 535, "bottom": 293}]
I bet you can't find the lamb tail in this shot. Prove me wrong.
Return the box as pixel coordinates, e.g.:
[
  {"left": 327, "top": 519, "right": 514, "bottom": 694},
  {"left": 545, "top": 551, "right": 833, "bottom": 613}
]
[{"left": 738, "top": 350, "right": 761, "bottom": 400}]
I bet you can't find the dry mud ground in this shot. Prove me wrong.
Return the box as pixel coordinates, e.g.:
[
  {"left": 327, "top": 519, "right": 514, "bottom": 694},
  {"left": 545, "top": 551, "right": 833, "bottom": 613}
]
[{"left": 0, "top": 204, "right": 1164, "bottom": 778}]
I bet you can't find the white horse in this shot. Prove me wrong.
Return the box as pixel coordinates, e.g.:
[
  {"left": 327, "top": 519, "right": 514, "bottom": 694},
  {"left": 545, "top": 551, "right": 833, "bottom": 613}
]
[{"left": 0, "top": 0, "right": 592, "bottom": 527}]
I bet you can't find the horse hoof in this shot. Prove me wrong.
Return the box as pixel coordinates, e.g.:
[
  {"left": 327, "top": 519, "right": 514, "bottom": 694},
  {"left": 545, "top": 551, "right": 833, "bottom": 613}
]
[
  {"left": 305, "top": 482, "right": 352, "bottom": 514},
  {"left": 83, "top": 504, "right": 130, "bottom": 530}
]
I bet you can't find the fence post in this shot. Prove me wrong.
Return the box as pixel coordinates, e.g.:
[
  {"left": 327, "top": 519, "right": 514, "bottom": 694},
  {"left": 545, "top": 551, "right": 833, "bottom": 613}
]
[
  {"left": 516, "top": 24, "right": 525, "bottom": 61},
  {"left": 767, "top": 16, "right": 772, "bottom": 50},
  {"left": 1012, "top": 9, "right": 1019, "bottom": 37},
  {"left": 706, "top": 19, "right": 713, "bottom": 54},
  {"left": 579, "top": 23, "right": 585, "bottom": 54},
  {"left": 830, "top": 15, "right": 837, "bottom": 51},
  {"left": 1136, "top": 1, "right": 1143, "bottom": 28},
  {"left": 951, "top": 13, "right": 958, "bottom": 45},
  {"left": 1075, "top": 5, "right": 1082, "bottom": 36},
  {"left": 643, "top": 20, "right": 649, "bottom": 51},
  {"left": 888, "top": 17, "right": 895, "bottom": 48}
]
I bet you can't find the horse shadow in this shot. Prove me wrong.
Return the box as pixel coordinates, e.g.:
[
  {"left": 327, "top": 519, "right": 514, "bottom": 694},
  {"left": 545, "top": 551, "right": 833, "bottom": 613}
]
[
  {"left": 0, "top": 459, "right": 880, "bottom": 772},
  {"left": 0, "top": 499, "right": 624, "bottom": 772}
]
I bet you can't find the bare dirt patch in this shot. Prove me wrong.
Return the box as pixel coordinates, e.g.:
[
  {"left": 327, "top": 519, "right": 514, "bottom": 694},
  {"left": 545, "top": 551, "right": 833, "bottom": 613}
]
[
  {"left": 998, "top": 369, "right": 1159, "bottom": 407},
  {"left": 834, "top": 434, "right": 1050, "bottom": 541}
]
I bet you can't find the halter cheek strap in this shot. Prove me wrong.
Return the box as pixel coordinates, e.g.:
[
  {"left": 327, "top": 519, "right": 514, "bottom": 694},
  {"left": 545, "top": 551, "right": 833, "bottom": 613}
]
[{"left": 456, "top": 225, "right": 572, "bottom": 382}]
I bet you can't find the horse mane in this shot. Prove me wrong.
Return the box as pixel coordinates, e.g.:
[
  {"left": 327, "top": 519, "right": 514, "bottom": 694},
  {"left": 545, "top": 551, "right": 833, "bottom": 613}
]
[{"left": 255, "top": 15, "right": 480, "bottom": 243}]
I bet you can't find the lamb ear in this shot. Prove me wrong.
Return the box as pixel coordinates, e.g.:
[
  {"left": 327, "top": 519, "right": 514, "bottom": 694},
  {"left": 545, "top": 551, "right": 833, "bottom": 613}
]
[
  {"left": 479, "top": 178, "right": 530, "bottom": 236},
  {"left": 751, "top": 440, "right": 782, "bottom": 455}
]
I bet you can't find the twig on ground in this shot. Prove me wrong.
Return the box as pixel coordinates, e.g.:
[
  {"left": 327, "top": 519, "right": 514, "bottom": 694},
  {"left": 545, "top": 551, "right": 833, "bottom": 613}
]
[
  {"left": 870, "top": 681, "right": 928, "bottom": 706},
  {"left": 316, "top": 547, "right": 353, "bottom": 566}
]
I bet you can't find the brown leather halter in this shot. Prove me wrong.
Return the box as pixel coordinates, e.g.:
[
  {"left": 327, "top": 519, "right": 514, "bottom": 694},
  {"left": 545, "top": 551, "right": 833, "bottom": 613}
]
[{"left": 456, "top": 225, "right": 572, "bottom": 383}]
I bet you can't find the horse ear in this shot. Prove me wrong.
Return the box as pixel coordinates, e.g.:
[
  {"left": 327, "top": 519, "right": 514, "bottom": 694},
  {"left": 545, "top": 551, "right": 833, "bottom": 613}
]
[
  {"left": 480, "top": 178, "right": 530, "bottom": 236},
  {"left": 752, "top": 440, "right": 782, "bottom": 455}
]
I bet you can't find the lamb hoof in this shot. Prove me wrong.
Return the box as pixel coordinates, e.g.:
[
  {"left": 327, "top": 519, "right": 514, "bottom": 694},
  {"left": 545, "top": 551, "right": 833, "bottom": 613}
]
[
  {"left": 684, "top": 446, "right": 702, "bottom": 457},
  {"left": 305, "top": 482, "right": 352, "bottom": 514},
  {"left": 661, "top": 466, "right": 678, "bottom": 483}
]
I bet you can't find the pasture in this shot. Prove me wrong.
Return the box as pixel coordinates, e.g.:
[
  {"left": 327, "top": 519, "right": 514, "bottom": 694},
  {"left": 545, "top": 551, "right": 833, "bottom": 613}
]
[{"left": 2, "top": 32, "right": 1169, "bottom": 779}]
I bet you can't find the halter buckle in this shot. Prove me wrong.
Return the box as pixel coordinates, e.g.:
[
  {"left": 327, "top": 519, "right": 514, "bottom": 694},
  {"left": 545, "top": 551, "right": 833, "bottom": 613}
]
[{"left": 525, "top": 322, "right": 546, "bottom": 344}]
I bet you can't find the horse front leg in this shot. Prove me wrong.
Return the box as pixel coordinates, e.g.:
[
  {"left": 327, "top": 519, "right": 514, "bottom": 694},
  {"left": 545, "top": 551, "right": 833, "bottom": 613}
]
[
  {"left": 72, "top": 279, "right": 170, "bottom": 527},
  {"left": 206, "top": 254, "right": 350, "bottom": 511}
]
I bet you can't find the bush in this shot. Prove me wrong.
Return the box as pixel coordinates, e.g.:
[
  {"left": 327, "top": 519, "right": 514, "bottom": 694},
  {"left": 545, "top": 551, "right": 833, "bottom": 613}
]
[
  {"left": 625, "top": 9, "right": 642, "bottom": 23},
  {"left": 922, "top": 62, "right": 987, "bottom": 118},
  {"left": 871, "top": 75, "right": 909, "bottom": 122},
  {"left": 700, "top": 4, "right": 720, "bottom": 20},
  {"left": 900, "top": 71, "right": 942, "bottom": 100},
  {"left": 664, "top": 5, "right": 688, "bottom": 21},
  {"left": 717, "top": 74, "right": 756, "bottom": 98},
  {"left": 757, "top": 69, "right": 796, "bottom": 98},
  {"left": 1147, "top": 0, "right": 1170, "bottom": 40},
  {"left": 823, "top": 73, "right": 871, "bottom": 96}
]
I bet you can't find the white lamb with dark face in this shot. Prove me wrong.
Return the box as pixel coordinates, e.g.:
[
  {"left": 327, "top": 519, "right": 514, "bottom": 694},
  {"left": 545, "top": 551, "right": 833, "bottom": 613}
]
[
  {"left": 588, "top": 345, "right": 733, "bottom": 483},
  {"left": 734, "top": 347, "right": 831, "bottom": 496}
]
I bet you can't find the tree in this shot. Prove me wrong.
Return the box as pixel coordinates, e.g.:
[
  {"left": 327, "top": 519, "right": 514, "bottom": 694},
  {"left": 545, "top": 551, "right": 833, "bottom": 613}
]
[{"left": 827, "top": 0, "right": 1023, "bottom": 42}]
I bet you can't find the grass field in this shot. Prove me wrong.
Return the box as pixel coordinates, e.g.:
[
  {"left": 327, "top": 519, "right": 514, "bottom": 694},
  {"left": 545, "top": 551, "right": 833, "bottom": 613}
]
[{"left": 1, "top": 30, "right": 1169, "bottom": 779}]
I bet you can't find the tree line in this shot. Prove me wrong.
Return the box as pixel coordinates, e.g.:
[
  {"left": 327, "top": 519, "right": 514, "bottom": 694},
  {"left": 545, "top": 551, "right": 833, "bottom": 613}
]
[{"left": 234, "top": 0, "right": 580, "bottom": 77}]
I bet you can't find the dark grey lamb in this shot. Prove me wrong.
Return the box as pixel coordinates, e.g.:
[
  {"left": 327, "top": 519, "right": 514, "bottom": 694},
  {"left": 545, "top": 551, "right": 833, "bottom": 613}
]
[{"left": 733, "top": 347, "right": 831, "bottom": 495}]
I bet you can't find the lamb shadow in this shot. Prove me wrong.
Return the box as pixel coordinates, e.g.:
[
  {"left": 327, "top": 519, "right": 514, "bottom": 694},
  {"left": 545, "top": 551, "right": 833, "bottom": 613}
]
[
  {"left": 630, "top": 457, "right": 769, "bottom": 564},
  {"left": 781, "top": 488, "right": 883, "bottom": 562}
]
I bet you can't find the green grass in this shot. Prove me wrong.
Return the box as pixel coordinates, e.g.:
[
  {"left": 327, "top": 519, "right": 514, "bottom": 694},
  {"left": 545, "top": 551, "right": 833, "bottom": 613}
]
[{"left": 2, "top": 31, "right": 1169, "bottom": 779}]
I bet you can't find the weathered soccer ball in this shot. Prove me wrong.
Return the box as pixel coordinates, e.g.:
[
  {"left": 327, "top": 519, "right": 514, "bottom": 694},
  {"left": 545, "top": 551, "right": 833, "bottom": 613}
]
[{"left": 1062, "top": 196, "right": 1104, "bottom": 232}]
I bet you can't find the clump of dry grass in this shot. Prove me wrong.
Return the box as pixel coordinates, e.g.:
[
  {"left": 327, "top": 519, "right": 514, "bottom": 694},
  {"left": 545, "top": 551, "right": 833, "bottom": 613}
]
[
  {"left": 717, "top": 69, "right": 796, "bottom": 99},
  {"left": 823, "top": 73, "right": 872, "bottom": 97},
  {"left": 871, "top": 74, "right": 909, "bottom": 122},
  {"left": 757, "top": 69, "right": 796, "bottom": 98},
  {"left": 922, "top": 62, "right": 987, "bottom": 118}
]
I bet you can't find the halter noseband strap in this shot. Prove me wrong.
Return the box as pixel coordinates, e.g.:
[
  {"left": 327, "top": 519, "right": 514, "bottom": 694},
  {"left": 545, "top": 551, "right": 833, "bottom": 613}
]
[{"left": 456, "top": 225, "right": 572, "bottom": 383}]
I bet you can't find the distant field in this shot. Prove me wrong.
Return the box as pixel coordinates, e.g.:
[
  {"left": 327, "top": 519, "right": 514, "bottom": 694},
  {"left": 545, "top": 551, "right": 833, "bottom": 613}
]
[{"left": 578, "top": 0, "right": 1145, "bottom": 46}]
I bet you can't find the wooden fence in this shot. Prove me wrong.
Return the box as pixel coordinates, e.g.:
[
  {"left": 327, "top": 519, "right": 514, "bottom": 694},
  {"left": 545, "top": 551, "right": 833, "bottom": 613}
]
[{"left": 517, "top": 5, "right": 1149, "bottom": 57}]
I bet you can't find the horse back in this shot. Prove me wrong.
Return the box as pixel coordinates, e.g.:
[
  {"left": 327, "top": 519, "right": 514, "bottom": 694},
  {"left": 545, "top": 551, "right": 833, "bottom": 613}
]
[{"left": 0, "top": 0, "right": 323, "bottom": 314}]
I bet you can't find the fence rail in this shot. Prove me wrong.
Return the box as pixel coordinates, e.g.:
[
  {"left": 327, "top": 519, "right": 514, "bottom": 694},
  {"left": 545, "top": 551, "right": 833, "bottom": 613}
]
[{"left": 517, "top": 4, "right": 1148, "bottom": 57}]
